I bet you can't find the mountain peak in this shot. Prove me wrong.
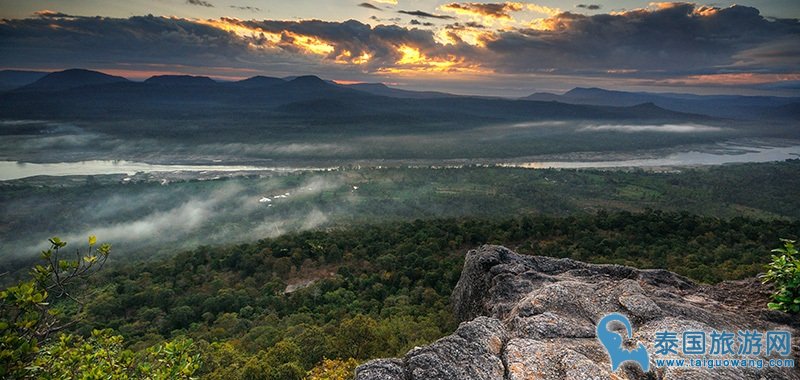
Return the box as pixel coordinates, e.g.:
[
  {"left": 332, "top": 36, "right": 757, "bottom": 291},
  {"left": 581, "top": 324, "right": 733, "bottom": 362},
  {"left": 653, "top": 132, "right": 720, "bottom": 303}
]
[
  {"left": 287, "top": 75, "right": 326, "bottom": 85},
  {"left": 277, "top": 75, "right": 336, "bottom": 91},
  {"left": 23, "top": 68, "right": 129, "bottom": 90},
  {"left": 631, "top": 101, "right": 658, "bottom": 108},
  {"left": 235, "top": 76, "right": 286, "bottom": 87},
  {"left": 565, "top": 87, "right": 616, "bottom": 96}
]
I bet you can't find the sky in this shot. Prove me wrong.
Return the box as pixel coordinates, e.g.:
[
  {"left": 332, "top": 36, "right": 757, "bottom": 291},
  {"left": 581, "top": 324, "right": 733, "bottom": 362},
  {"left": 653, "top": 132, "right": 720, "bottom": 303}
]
[{"left": 0, "top": 1, "right": 798, "bottom": 96}]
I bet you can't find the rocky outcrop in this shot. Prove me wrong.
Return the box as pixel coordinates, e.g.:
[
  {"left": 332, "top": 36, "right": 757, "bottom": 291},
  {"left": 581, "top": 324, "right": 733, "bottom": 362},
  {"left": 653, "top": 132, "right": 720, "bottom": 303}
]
[{"left": 356, "top": 245, "right": 800, "bottom": 380}]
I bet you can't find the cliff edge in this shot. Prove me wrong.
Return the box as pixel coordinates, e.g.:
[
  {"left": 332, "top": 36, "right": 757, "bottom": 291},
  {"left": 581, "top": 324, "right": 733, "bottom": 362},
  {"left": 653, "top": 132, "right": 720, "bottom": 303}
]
[{"left": 356, "top": 245, "right": 800, "bottom": 379}]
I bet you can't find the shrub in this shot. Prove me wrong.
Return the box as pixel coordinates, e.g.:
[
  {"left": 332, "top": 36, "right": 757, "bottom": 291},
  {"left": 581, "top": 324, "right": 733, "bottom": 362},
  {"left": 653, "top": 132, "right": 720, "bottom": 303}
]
[{"left": 762, "top": 239, "right": 800, "bottom": 313}]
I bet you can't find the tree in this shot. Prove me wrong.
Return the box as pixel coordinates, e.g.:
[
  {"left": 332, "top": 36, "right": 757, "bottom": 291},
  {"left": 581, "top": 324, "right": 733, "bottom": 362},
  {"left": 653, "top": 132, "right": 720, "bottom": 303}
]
[
  {"left": 330, "top": 315, "right": 379, "bottom": 360},
  {"left": 292, "top": 325, "right": 331, "bottom": 369},
  {"left": 0, "top": 236, "right": 111, "bottom": 377},
  {"left": 306, "top": 358, "right": 360, "bottom": 380}
]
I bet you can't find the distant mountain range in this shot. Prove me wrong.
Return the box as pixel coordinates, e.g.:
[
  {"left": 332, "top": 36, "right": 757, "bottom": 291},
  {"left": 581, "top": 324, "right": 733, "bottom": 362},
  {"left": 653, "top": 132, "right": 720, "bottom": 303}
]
[
  {"left": 344, "top": 83, "right": 454, "bottom": 99},
  {"left": 524, "top": 87, "right": 799, "bottom": 120},
  {"left": 0, "top": 68, "right": 794, "bottom": 125}
]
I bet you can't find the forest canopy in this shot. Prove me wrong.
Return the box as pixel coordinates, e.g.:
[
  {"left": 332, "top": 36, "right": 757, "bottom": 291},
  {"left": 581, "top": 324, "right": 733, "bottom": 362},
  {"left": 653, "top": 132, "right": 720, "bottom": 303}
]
[{"left": 3, "top": 211, "right": 796, "bottom": 378}]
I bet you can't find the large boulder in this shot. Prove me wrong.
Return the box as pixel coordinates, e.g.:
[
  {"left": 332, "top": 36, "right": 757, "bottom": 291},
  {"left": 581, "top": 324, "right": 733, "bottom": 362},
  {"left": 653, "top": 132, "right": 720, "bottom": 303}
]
[{"left": 356, "top": 245, "right": 800, "bottom": 379}]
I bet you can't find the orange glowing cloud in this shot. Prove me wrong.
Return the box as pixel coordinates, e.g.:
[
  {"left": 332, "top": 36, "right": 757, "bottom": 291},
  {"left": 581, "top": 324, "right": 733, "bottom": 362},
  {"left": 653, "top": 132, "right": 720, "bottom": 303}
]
[
  {"left": 529, "top": 13, "right": 581, "bottom": 31},
  {"left": 198, "top": 18, "right": 281, "bottom": 46},
  {"left": 525, "top": 4, "right": 562, "bottom": 17},
  {"left": 197, "top": 18, "right": 369, "bottom": 64},
  {"left": 649, "top": 2, "right": 685, "bottom": 10},
  {"left": 380, "top": 45, "right": 485, "bottom": 75},
  {"left": 692, "top": 6, "right": 719, "bottom": 16},
  {"left": 196, "top": 18, "right": 491, "bottom": 74},
  {"left": 335, "top": 50, "right": 372, "bottom": 65},
  {"left": 396, "top": 45, "right": 454, "bottom": 68},
  {"left": 283, "top": 33, "right": 335, "bottom": 55},
  {"left": 436, "top": 25, "right": 496, "bottom": 47}
]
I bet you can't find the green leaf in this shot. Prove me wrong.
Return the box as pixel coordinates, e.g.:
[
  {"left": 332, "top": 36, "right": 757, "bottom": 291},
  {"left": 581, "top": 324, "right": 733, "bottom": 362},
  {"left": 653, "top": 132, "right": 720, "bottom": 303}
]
[{"left": 48, "top": 237, "right": 67, "bottom": 248}]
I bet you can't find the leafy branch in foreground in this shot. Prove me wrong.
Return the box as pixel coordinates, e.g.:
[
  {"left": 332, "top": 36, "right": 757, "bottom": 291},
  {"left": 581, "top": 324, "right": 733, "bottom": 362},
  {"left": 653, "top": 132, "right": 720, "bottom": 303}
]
[
  {"left": 1, "top": 236, "right": 202, "bottom": 379},
  {"left": 28, "top": 329, "right": 201, "bottom": 379},
  {"left": 0, "top": 236, "right": 110, "bottom": 377},
  {"left": 762, "top": 239, "right": 800, "bottom": 313}
]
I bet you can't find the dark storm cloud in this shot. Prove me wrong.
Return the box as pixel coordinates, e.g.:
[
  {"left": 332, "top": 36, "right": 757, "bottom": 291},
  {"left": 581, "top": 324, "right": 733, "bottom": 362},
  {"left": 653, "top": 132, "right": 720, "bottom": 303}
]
[
  {"left": 398, "top": 10, "right": 455, "bottom": 20},
  {"left": 576, "top": 4, "right": 601, "bottom": 10},
  {"left": 358, "top": 3, "right": 382, "bottom": 11},
  {"left": 186, "top": 0, "right": 214, "bottom": 7}
]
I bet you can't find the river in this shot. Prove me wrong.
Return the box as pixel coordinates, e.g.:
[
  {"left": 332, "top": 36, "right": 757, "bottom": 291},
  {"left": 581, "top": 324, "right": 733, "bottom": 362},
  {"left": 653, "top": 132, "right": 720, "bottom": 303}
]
[{"left": 1, "top": 141, "right": 799, "bottom": 181}]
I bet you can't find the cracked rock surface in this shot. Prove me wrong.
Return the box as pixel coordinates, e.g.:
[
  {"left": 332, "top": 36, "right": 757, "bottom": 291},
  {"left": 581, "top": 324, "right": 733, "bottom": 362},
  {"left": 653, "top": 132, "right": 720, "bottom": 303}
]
[{"left": 355, "top": 245, "right": 800, "bottom": 380}]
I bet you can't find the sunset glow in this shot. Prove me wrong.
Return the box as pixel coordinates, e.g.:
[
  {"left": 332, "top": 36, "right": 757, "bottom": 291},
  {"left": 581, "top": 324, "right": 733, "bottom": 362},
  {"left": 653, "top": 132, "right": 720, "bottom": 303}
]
[{"left": 0, "top": 1, "right": 797, "bottom": 96}]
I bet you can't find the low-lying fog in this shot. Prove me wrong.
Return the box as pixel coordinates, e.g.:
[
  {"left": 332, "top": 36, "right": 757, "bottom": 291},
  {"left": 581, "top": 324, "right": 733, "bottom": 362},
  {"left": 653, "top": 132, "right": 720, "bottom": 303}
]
[
  {"left": 1, "top": 174, "right": 351, "bottom": 263},
  {"left": 1, "top": 117, "right": 799, "bottom": 269},
  {"left": 3, "top": 118, "right": 791, "bottom": 166}
]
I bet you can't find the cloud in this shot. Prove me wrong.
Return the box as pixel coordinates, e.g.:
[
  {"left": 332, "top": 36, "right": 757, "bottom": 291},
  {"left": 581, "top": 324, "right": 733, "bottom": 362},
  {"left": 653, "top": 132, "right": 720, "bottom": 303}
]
[
  {"left": 398, "top": 10, "right": 456, "bottom": 20},
  {"left": 410, "top": 20, "right": 435, "bottom": 27},
  {"left": 0, "top": 14, "right": 255, "bottom": 73},
  {"left": 186, "top": 0, "right": 214, "bottom": 7},
  {"left": 446, "top": 22, "right": 486, "bottom": 29},
  {"left": 440, "top": 2, "right": 524, "bottom": 20},
  {"left": 358, "top": 3, "right": 382, "bottom": 11},
  {"left": 370, "top": 15, "right": 401, "bottom": 23},
  {"left": 486, "top": 4, "right": 800, "bottom": 79},
  {"left": 579, "top": 124, "right": 724, "bottom": 133},
  {"left": 230, "top": 5, "right": 261, "bottom": 12},
  {"left": 219, "top": 17, "right": 481, "bottom": 71},
  {"left": 525, "top": 4, "right": 562, "bottom": 17},
  {"left": 2, "top": 4, "right": 798, "bottom": 91},
  {"left": 576, "top": 4, "right": 601, "bottom": 10},
  {"left": 33, "top": 10, "right": 80, "bottom": 18}
]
